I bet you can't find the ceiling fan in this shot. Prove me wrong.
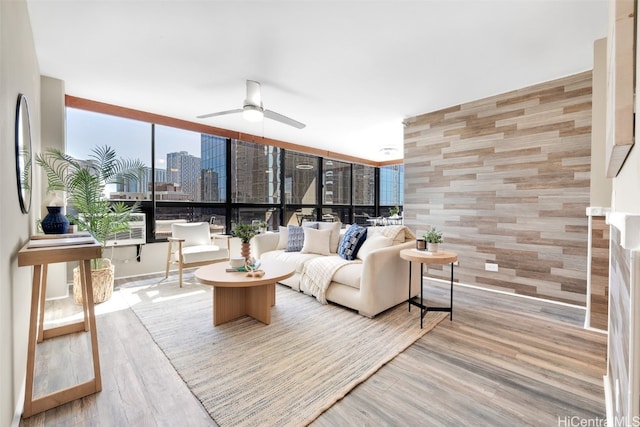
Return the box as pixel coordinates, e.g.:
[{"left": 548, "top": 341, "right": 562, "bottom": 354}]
[{"left": 197, "top": 80, "right": 306, "bottom": 129}]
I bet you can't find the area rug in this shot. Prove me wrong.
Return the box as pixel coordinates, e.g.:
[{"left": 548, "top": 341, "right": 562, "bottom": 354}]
[{"left": 119, "top": 274, "right": 447, "bottom": 427}]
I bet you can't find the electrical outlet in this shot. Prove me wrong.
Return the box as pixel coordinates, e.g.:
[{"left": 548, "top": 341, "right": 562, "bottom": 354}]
[{"left": 485, "top": 263, "right": 499, "bottom": 272}]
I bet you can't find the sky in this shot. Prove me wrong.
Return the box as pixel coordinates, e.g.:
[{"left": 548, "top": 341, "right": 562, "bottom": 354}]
[{"left": 65, "top": 108, "right": 202, "bottom": 168}]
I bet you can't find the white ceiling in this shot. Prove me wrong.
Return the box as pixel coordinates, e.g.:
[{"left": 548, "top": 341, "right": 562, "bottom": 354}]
[{"left": 26, "top": 0, "right": 608, "bottom": 163}]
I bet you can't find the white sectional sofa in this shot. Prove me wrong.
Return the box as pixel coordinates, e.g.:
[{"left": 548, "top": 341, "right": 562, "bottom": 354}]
[{"left": 252, "top": 223, "right": 421, "bottom": 317}]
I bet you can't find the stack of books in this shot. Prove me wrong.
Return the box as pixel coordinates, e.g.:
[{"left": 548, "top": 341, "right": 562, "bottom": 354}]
[{"left": 27, "top": 232, "right": 96, "bottom": 249}]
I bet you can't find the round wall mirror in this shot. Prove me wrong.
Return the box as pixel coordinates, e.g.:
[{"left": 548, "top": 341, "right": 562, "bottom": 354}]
[{"left": 15, "top": 93, "right": 33, "bottom": 214}]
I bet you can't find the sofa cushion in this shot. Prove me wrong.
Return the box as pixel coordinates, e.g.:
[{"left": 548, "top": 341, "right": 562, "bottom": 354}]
[
  {"left": 277, "top": 226, "right": 288, "bottom": 250},
  {"left": 261, "top": 249, "right": 323, "bottom": 274},
  {"left": 277, "top": 223, "right": 314, "bottom": 249},
  {"left": 357, "top": 235, "right": 393, "bottom": 260},
  {"left": 286, "top": 223, "right": 318, "bottom": 252},
  {"left": 331, "top": 263, "right": 362, "bottom": 289},
  {"left": 180, "top": 245, "right": 229, "bottom": 264},
  {"left": 338, "top": 224, "right": 367, "bottom": 260},
  {"left": 301, "top": 228, "right": 332, "bottom": 256},
  {"left": 303, "top": 221, "right": 342, "bottom": 253}
]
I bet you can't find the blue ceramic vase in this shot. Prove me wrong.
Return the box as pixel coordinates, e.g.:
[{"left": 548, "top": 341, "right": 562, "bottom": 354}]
[{"left": 41, "top": 206, "right": 69, "bottom": 234}]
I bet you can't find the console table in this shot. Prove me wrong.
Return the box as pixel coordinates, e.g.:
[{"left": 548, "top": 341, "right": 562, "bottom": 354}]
[
  {"left": 400, "top": 249, "right": 458, "bottom": 328},
  {"left": 18, "top": 236, "right": 102, "bottom": 418}
]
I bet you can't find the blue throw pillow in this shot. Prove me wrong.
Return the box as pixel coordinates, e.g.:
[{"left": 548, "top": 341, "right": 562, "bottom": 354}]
[
  {"left": 286, "top": 223, "right": 318, "bottom": 252},
  {"left": 338, "top": 224, "right": 368, "bottom": 260}
]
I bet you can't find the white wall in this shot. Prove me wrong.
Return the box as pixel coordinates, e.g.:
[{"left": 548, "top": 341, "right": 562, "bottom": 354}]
[
  {"left": 41, "top": 76, "right": 69, "bottom": 299},
  {"left": 0, "top": 0, "right": 41, "bottom": 425},
  {"left": 111, "top": 237, "right": 243, "bottom": 278},
  {"left": 603, "top": 11, "right": 640, "bottom": 424},
  {"left": 612, "top": 127, "right": 640, "bottom": 213}
]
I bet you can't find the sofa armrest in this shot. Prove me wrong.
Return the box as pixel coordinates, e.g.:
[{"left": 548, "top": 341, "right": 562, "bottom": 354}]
[
  {"left": 252, "top": 232, "right": 280, "bottom": 259},
  {"left": 358, "top": 240, "right": 421, "bottom": 317}
]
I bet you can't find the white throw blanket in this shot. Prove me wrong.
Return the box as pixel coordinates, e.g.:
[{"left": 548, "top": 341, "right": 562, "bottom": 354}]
[
  {"left": 300, "top": 256, "right": 361, "bottom": 304},
  {"left": 368, "top": 225, "right": 416, "bottom": 241}
]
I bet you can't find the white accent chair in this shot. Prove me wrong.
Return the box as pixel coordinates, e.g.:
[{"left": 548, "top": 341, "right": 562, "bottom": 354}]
[{"left": 165, "top": 222, "right": 230, "bottom": 287}]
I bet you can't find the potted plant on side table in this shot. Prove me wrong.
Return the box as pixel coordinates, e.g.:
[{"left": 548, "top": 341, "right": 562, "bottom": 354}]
[
  {"left": 423, "top": 227, "right": 443, "bottom": 253},
  {"left": 36, "top": 145, "right": 145, "bottom": 304}
]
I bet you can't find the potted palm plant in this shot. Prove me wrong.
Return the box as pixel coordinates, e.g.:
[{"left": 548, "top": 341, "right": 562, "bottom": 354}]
[{"left": 36, "top": 145, "right": 146, "bottom": 304}]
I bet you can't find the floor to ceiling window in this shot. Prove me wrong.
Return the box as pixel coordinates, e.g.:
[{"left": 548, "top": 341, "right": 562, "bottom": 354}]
[
  {"left": 353, "top": 164, "right": 376, "bottom": 225},
  {"left": 153, "top": 126, "right": 228, "bottom": 233},
  {"left": 65, "top": 104, "right": 403, "bottom": 241},
  {"left": 322, "top": 159, "right": 351, "bottom": 223},
  {"left": 284, "top": 151, "right": 319, "bottom": 226},
  {"left": 231, "top": 139, "right": 282, "bottom": 230},
  {"left": 379, "top": 164, "right": 404, "bottom": 217},
  {"left": 66, "top": 108, "right": 151, "bottom": 201}
]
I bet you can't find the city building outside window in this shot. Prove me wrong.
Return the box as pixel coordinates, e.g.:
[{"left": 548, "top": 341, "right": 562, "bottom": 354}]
[
  {"left": 379, "top": 164, "right": 404, "bottom": 215},
  {"left": 231, "top": 139, "right": 281, "bottom": 204}
]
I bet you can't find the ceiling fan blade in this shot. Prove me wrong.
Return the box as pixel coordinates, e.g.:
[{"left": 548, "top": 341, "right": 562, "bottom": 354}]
[
  {"left": 244, "top": 80, "right": 262, "bottom": 107},
  {"left": 264, "top": 109, "right": 306, "bottom": 129},
  {"left": 197, "top": 108, "right": 243, "bottom": 119}
]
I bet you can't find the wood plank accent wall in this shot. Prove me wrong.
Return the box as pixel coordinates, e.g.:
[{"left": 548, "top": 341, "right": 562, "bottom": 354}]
[
  {"left": 590, "top": 215, "right": 610, "bottom": 330},
  {"left": 403, "top": 71, "right": 592, "bottom": 304}
]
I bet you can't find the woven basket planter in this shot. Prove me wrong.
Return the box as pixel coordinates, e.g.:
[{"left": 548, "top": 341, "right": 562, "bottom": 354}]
[{"left": 73, "top": 258, "right": 115, "bottom": 305}]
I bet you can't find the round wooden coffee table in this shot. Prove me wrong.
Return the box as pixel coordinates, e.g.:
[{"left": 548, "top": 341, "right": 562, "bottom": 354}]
[{"left": 195, "top": 259, "right": 294, "bottom": 326}]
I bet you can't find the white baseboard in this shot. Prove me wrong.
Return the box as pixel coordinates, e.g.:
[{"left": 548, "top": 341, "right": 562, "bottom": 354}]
[{"left": 603, "top": 375, "right": 613, "bottom": 427}]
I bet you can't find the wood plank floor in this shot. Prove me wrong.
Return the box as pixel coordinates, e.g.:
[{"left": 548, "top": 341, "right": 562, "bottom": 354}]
[{"left": 20, "top": 275, "right": 607, "bottom": 427}]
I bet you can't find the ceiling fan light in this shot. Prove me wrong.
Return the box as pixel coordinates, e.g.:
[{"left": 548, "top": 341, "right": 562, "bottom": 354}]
[
  {"left": 379, "top": 146, "right": 399, "bottom": 156},
  {"left": 243, "top": 105, "right": 263, "bottom": 122}
]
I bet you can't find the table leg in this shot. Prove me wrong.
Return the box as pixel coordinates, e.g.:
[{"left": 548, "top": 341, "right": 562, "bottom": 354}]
[
  {"left": 79, "top": 261, "right": 90, "bottom": 332},
  {"left": 246, "top": 284, "right": 272, "bottom": 325},
  {"left": 450, "top": 262, "right": 454, "bottom": 321},
  {"left": 268, "top": 283, "right": 276, "bottom": 306},
  {"left": 81, "top": 259, "right": 102, "bottom": 391},
  {"left": 420, "top": 263, "right": 424, "bottom": 329},
  {"left": 23, "top": 265, "right": 43, "bottom": 417},
  {"left": 408, "top": 261, "right": 412, "bottom": 312},
  {"left": 213, "top": 284, "right": 274, "bottom": 326},
  {"left": 37, "top": 264, "right": 48, "bottom": 343}
]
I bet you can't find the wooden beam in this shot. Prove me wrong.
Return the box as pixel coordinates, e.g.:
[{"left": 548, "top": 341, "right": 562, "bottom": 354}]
[{"left": 65, "top": 96, "right": 401, "bottom": 167}]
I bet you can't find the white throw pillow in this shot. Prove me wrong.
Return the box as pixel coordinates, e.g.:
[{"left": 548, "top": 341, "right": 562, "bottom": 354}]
[
  {"left": 301, "top": 228, "right": 332, "bottom": 256},
  {"left": 318, "top": 221, "right": 342, "bottom": 253},
  {"left": 276, "top": 226, "right": 288, "bottom": 250},
  {"left": 357, "top": 235, "right": 393, "bottom": 260},
  {"left": 303, "top": 221, "right": 342, "bottom": 253}
]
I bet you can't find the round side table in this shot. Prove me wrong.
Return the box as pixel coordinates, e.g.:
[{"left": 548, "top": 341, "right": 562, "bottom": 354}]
[{"left": 400, "top": 249, "right": 458, "bottom": 328}]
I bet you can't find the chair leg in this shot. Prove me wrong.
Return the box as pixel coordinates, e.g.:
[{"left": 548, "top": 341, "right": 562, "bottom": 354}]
[
  {"left": 178, "top": 261, "right": 183, "bottom": 288},
  {"left": 165, "top": 241, "right": 172, "bottom": 279}
]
